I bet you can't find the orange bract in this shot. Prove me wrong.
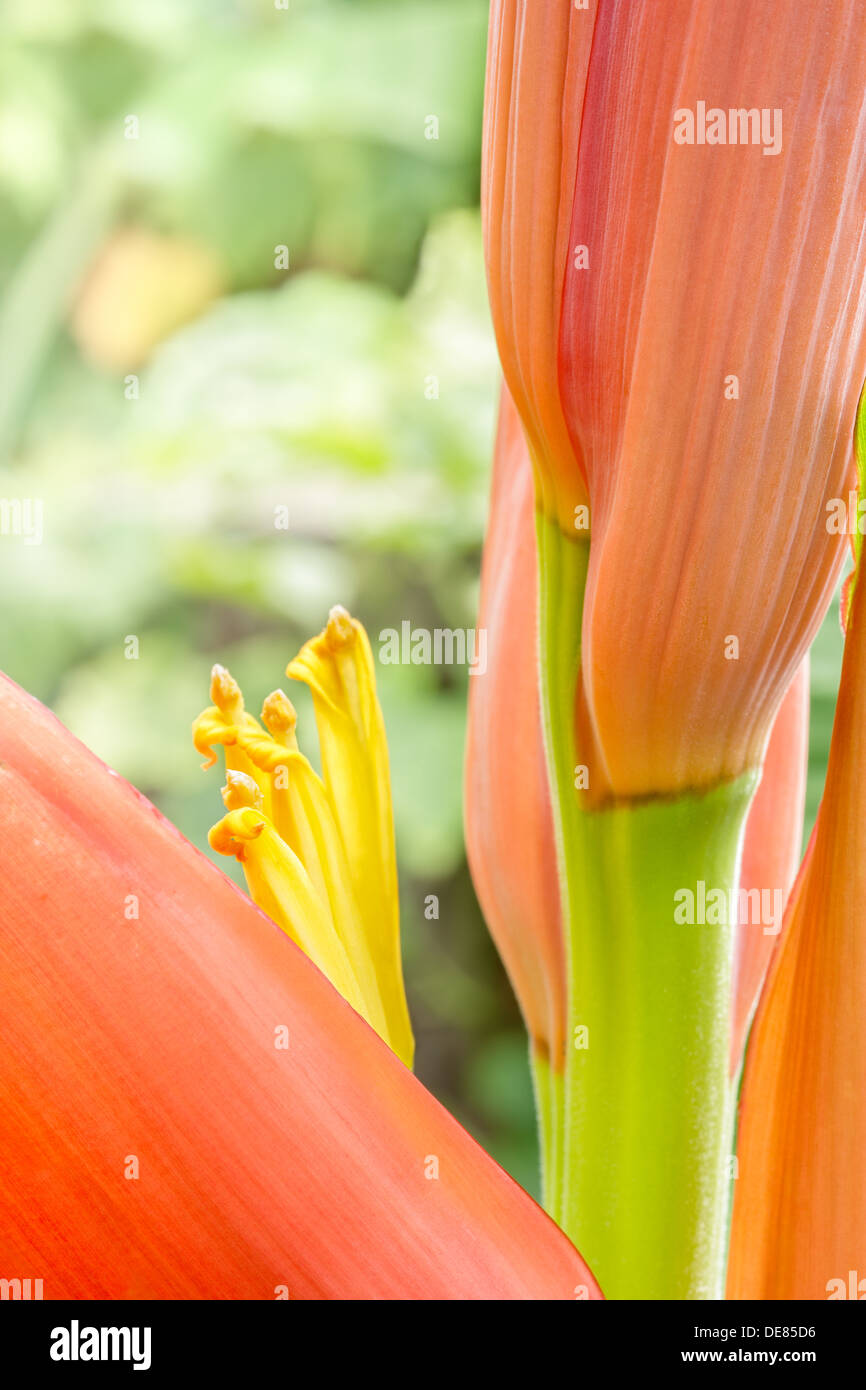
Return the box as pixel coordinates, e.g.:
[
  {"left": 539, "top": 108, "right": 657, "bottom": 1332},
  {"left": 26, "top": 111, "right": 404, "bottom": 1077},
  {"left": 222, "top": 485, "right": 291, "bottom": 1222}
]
[
  {"left": 727, "top": 567, "right": 866, "bottom": 1300},
  {"left": 0, "top": 674, "right": 600, "bottom": 1301},
  {"left": 482, "top": 2, "right": 590, "bottom": 527}
]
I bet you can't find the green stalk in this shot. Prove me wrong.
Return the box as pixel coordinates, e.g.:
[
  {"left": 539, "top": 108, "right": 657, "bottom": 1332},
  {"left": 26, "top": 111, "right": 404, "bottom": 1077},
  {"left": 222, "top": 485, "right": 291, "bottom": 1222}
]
[
  {"left": 533, "top": 516, "right": 588, "bottom": 1228},
  {"left": 529, "top": 1048, "right": 564, "bottom": 1220},
  {"left": 536, "top": 513, "right": 754, "bottom": 1299}
]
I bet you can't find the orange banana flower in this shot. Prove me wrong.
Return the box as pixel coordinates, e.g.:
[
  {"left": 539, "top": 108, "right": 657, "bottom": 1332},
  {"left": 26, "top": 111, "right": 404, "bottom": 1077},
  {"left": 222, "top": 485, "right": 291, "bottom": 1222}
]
[
  {"left": 484, "top": 0, "right": 866, "bottom": 800},
  {"left": 0, "top": 673, "right": 600, "bottom": 1300}
]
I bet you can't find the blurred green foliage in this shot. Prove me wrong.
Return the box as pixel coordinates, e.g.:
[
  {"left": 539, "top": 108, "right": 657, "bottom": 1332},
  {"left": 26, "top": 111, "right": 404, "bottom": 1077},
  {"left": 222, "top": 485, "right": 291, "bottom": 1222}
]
[{"left": 0, "top": 0, "right": 848, "bottom": 1207}]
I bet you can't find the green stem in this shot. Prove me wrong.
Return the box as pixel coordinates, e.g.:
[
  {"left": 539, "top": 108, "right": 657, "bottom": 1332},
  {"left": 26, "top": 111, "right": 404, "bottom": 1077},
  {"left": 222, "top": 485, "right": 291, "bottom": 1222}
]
[
  {"left": 529, "top": 1048, "right": 564, "bottom": 1220},
  {"left": 533, "top": 517, "right": 589, "bottom": 1228},
  {"left": 536, "top": 514, "right": 755, "bottom": 1299}
]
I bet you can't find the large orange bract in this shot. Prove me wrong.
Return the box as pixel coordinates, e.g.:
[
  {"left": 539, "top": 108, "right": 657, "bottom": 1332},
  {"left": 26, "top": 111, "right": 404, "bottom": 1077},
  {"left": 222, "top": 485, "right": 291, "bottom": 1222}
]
[
  {"left": 0, "top": 675, "right": 600, "bottom": 1301},
  {"left": 728, "top": 566, "right": 866, "bottom": 1300}
]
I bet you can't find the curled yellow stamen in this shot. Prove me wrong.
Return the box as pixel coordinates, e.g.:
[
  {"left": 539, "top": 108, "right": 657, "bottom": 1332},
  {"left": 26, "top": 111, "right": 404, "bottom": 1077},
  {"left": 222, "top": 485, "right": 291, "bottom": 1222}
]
[
  {"left": 208, "top": 805, "right": 265, "bottom": 862},
  {"left": 262, "top": 689, "right": 297, "bottom": 740},
  {"left": 210, "top": 663, "right": 245, "bottom": 718},
  {"left": 222, "top": 770, "right": 264, "bottom": 811},
  {"left": 193, "top": 663, "right": 273, "bottom": 810},
  {"left": 193, "top": 710, "right": 238, "bottom": 770}
]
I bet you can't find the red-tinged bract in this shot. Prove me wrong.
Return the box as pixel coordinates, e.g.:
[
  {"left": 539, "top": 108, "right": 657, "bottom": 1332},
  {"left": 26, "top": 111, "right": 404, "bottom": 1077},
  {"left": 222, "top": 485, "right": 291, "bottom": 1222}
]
[
  {"left": 0, "top": 675, "right": 600, "bottom": 1301},
  {"left": 727, "top": 565, "right": 866, "bottom": 1300}
]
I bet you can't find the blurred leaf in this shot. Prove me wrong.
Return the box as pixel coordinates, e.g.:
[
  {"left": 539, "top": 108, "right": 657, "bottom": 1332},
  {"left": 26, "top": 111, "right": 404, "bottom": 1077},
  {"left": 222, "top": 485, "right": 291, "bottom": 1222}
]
[
  {"left": 465, "top": 1033, "right": 537, "bottom": 1133},
  {"left": 379, "top": 664, "right": 468, "bottom": 878}
]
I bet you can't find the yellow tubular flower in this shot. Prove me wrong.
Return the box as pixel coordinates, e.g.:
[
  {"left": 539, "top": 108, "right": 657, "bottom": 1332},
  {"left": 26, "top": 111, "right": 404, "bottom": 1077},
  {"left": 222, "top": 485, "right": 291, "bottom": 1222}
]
[
  {"left": 287, "top": 607, "right": 413, "bottom": 1069},
  {"left": 193, "top": 609, "right": 414, "bottom": 1068}
]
